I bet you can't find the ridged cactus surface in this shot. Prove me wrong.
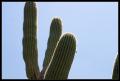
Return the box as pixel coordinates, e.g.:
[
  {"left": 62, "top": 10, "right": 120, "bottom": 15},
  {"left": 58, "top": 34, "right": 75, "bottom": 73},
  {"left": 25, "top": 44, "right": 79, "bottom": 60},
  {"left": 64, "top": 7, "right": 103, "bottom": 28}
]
[
  {"left": 42, "top": 18, "right": 62, "bottom": 76},
  {"left": 44, "top": 33, "right": 76, "bottom": 80},
  {"left": 22, "top": 2, "right": 40, "bottom": 79}
]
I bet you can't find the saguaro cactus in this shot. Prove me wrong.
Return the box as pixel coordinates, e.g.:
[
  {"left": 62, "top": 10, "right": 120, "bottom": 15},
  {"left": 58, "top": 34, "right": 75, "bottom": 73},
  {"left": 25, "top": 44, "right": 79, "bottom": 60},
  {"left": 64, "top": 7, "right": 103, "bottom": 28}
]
[
  {"left": 22, "top": 2, "right": 76, "bottom": 80},
  {"left": 22, "top": 2, "right": 40, "bottom": 79},
  {"left": 112, "top": 54, "right": 119, "bottom": 80}
]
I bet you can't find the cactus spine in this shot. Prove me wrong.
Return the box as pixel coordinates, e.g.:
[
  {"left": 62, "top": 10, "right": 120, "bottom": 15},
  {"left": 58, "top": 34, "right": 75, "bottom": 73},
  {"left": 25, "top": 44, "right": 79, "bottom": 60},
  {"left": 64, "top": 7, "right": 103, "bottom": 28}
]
[
  {"left": 22, "top": 2, "right": 40, "bottom": 79},
  {"left": 112, "top": 54, "right": 119, "bottom": 80},
  {"left": 44, "top": 33, "right": 76, "bottom": 80}
]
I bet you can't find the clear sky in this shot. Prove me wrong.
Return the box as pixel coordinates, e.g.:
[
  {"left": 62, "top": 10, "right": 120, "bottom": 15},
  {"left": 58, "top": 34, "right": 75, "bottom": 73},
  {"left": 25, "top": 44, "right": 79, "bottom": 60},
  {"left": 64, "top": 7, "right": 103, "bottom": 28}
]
[{"left": 2, "top": 2, "right": 118, "bottom": 79}]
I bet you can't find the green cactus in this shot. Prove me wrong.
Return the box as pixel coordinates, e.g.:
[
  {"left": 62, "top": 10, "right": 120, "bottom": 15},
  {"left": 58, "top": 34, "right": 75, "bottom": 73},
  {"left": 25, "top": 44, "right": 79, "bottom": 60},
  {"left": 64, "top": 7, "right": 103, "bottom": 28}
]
[
  {"left": 41, "top": 18, "right": 62, "bottom": 76},
  {"left": 22, "top": 2, "right": 40, "bottom": 79},
  {"left": 23, "top": 2, "right": 76, "bottom": 80},
  {"left": 44, "top": 33, "right": 76, "bottom": 80},
  {"left": 112, "top": 54, "right": 119, "bottom": 80}
]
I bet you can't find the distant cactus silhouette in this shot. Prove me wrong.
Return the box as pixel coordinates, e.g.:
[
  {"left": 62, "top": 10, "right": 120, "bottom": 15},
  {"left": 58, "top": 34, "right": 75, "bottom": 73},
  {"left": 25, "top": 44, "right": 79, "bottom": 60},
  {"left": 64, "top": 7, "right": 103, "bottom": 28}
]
[
  {"left": 112, "top": 54, "right": 119, "bottom": 80},
  {"left": 22, "top": 2, "right": 76, "bottom": 80}
]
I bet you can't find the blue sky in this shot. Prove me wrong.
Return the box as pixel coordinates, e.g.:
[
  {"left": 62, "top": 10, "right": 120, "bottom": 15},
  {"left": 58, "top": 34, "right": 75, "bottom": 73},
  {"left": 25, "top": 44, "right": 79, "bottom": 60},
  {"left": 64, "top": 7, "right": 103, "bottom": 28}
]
[{"left": 2, "top": 2, "right": 118, "bottom": 79}]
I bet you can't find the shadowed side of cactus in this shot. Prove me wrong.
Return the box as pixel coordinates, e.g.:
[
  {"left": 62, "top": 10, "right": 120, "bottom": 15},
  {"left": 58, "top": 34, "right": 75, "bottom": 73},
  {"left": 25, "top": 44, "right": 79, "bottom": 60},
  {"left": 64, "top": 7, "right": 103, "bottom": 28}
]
[
  {"left": 44, "top": 33, "right": 76, "bottom": 80},
  {"left": 41, "top": 18, "right": 62, "bottom": 77},
  {"left": 22, "top": 2, "right": 40, "bottom": 79},
  {"left": 112, "top": 54, "right": 119, "bottom": 80}
]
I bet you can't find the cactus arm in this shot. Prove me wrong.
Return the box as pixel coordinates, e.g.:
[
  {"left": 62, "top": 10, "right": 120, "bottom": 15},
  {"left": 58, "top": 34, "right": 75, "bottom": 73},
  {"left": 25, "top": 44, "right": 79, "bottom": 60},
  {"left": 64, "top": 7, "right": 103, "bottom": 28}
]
[
  {"left": 22, "top": 2, "right": 40, "bottom": 79},
  {"left": 41, "top": 18, "right": 62, "bottom": 76},
  {"left": 44, "top": 33, "right": 76, "bottom": 80}
]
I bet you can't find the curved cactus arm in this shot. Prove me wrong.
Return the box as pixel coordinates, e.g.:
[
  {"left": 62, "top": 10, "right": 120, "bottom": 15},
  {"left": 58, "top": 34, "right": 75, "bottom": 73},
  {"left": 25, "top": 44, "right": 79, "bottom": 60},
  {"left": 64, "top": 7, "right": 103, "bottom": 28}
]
[
  {"left": 41, "top": 18, "right": 62, "bottom": 76},
  {"left": 112, "top": 54, "right": 119, "bottom": 80},
  {"left": 22, "top": 2, "right": 40, "bottom": 79},
  {"left": 44, "top": 33, "right": 76, "bottom": 80}
]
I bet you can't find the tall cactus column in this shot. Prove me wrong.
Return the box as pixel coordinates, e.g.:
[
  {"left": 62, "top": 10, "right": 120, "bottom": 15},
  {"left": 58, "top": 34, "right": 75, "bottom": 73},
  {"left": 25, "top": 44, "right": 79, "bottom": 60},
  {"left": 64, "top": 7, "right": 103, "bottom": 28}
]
[{"left": 22, "top": 2, "right": 40, "bottom": 79}]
